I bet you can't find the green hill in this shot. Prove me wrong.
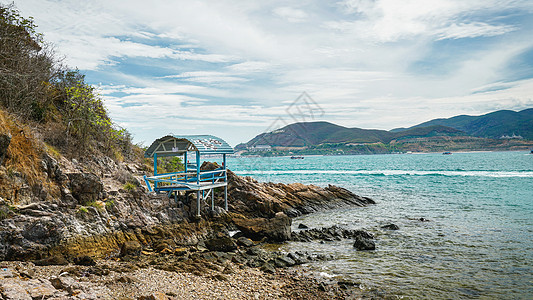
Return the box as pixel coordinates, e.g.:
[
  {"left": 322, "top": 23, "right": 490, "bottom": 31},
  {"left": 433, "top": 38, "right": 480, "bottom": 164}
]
[
  {"left": 240, "top": 121, "right": 464, "bottom": 148},
  {"left": 393, "top": 108, "right": 533, "bottom": 140}
]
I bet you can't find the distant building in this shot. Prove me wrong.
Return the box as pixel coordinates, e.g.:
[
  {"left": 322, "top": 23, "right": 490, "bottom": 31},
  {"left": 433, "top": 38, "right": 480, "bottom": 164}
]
[
  {"left": 500, "top": 134, "right": 523, "bottom": 139},
  {"left": 248, "top": 145, "right": 272, "bottom": 152}
]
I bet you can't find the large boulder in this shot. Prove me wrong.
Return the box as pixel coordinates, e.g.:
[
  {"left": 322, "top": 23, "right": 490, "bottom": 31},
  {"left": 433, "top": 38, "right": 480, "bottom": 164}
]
[
  {"left": 0, "top": 133, "right": 11, "bottom": 165},
  {"left": 232, "top": 212, "right": 291, "bottom": 242},
  {"left": 67, "top": 173, "right": 103, "bottom": 203},
  {"left": 204, "top": 237, "right": 237, "bottom": 252}
]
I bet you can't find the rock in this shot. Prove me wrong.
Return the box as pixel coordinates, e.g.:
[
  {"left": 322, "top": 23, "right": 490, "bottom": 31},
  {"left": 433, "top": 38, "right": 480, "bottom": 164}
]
[
  {"left": 236, "top": 236, "right": 254, "bottom": 247},
  {"left": 212, "top": 274, "right": 229, "bottom": 281},
  {"left": 73, "top": 255, "right": 96, "bottom": 266},
  {"left": 138, "top": 292, "right": 169, "bottom": 300},
  {"left": 291, "top": 225, "right": 373, "bottom": 242},
  {"left": 260, "top": 262, "right": 276, "bottom": 274},
  {"left": 298, "top": 223, "right": 309, "bottom": 229},
  {"left": 173, "top": 248, "right": 188, "bottom": 256},
  {"left": 273, "top": 255, "right": 296, "bottom": 267},
  {"left": 0, "top": 133, "right": 10, "bottom": 166},
  {"left": 117, "top": 275, "right": 137, "bottom": 283},
  {"left": 120, "top": 241, "right": 143, "bottom": 257},
  {"left": 232, "top": 212, "right": 291, "bottom": 242},
  {"left": 353, "top": 236, "right": 375, "bottom": 251},
  {"left": 33, "top": 255, "right": 69, "bottom": 266},
  {"left": 204, "top": 237, "right": 237, "bottom": 252},
  {"left": 50, "top": 276, "right": 80, "bottom": 293},
  {"left": 381, "top": 223, "right": 399, "bottom": 230},
  {"left": 67, "top": 172, "right": 103, "bottom": 203},
  {"left": 419, "top": 217, "right": 430, "bottom": 222}
]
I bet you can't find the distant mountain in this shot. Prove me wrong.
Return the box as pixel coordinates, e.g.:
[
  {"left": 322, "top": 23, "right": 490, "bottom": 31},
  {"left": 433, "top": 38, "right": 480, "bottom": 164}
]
[
  {"left": 239, "top": 121, "right": 464, "bottom": 148},
  {"left": 392, "top": 108, "right": 533, "bottom": 140}
]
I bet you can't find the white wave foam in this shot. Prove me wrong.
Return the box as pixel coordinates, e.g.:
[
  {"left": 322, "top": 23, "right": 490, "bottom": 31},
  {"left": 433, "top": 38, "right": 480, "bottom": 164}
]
[{"left": 233, "top": 169, "right": 533, "bottom": 178}]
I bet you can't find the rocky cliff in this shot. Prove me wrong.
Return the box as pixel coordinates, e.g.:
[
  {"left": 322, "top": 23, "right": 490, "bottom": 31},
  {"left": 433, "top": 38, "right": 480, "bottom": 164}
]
[{"left": 0, "top": 137, "right": 374, "bottom": 262}]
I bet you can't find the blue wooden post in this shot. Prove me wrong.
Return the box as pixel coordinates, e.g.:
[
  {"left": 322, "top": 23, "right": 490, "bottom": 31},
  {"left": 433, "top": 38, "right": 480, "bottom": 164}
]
[
  {"left": 153, "top": 153, "right": 158, "bottom": 190},
  {"left": 196, "top": 151, "right": 201, "bottom": 217},
  {"left": 184, "top": 151, "right": 188, "bottom": 182},
  {"left": 223, "top": 154, "right": 228, "bottom": 211}
]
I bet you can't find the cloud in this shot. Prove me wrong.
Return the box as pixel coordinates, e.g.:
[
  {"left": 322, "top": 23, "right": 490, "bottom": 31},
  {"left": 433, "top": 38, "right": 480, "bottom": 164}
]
[
  {"left": 437, "top": 22, "right": 517, "bottom": 40},
  {"left": 273, "top": 7, "right": 308, "bottom": 23},
  {"left": 10, "top": 0, "right": 533, "bottom": 146}
]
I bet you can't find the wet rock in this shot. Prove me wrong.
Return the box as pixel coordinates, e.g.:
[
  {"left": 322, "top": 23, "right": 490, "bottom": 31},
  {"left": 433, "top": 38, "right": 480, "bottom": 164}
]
[
  {"left": 381, "top": 223, "right": 399, "bottom": 230},
  {"left": 353, "top": 236, "right": 375, "bottom": 251},
  {"left": 232, "top": 212, "right": 291, "bottom": 242},
  {"left": 273, "top": 255, "right": 296, "bottom": 268},
  {"left": 120, "top": 241, "right": 143, "bottom": 257},
  {"left": 298, "top": 223, "right": 309, "bottom": 229},
  {"left": 74, "top": 255, "right": 96, "bottom": 266},
  {"left": 204, "top": 237, "right": 237, "bottom": 252},
  {"left": 291, "top": 225, "right": 373, "bottom": 242}
]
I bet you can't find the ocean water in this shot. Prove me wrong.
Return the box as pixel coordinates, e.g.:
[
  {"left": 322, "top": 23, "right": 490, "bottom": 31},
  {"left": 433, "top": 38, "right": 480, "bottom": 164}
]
[{"left": 229, "top": 151, "right": 533, "bottom": 299}]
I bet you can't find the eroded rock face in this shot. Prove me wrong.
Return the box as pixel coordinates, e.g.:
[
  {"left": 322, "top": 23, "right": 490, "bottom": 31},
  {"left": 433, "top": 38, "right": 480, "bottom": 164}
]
[
  {"left": 232, "top": 212, "right": 292, "bottom": 242},
  {"left": 0, "top": 159, "right": 374, "bottom": 261},
  {"left": 67, "top": 173, "right": 103, "bottom": 203},
  {"left": 226, "top": 169, "right": 375, "bottom": 218}
]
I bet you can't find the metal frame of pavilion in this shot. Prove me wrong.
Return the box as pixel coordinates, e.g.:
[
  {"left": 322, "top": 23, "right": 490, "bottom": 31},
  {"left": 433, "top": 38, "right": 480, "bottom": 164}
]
[{"left": 143, "top": 135, "right": 234, "bottom": 217}]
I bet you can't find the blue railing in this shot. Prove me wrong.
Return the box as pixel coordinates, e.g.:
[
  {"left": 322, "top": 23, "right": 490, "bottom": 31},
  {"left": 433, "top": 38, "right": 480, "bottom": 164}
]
[{"left": 143, "top": 167, "right": 227, "bottom": 192}]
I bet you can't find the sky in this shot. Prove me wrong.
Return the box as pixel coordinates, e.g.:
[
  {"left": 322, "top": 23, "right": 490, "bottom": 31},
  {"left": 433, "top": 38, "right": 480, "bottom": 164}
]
[{"left": 10, "top": 0, "right": 533, "bottom": 146}]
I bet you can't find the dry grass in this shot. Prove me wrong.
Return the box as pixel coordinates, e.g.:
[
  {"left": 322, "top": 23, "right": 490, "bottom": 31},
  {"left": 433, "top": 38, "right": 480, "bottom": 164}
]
[{"left": 0, "top": 108, "right": 43, "bottom": 185}]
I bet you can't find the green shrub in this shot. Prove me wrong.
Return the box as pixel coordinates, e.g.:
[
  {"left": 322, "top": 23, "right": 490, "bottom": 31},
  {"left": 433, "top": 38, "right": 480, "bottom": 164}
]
[{"left": 123, "top": 182, "right": 136, "bottom": 192}]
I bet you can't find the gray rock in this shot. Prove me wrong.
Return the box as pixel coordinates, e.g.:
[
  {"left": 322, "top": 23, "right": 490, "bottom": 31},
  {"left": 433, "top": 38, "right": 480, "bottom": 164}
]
[
  {"left": 353, "top": 236, "right": 376, "bottom": 251},
  {"left": 205, "top": 237, "right": 237, "bottom": 252},
  {"left": 381, "top": 223, "right": 399, "bottom": 230},
  {"left": 67, "top": 173, "right": 103, "bottom": 203},
  {"left": 232, "top": 212, "right": 292, "bottom": 242},
  {"left": 236, "top": 237, "right": 254, "bottom": 247}
]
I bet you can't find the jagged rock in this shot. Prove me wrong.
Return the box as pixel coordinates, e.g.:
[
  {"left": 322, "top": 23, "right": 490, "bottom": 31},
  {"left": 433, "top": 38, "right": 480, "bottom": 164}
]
[
  {"left": 291, "top": 225, "right": 373, "bottom": 242},
  {"left": 67, "top": 172, "right": 103, "bottom": 203},
  {"left": 232, "top": 212, "right": 291, "bottom": 242},
  {"left": 120, "top": 241, "right": 142, "bottom": 257},
  {"left": 73, "top": 255, "right": 96, "bottom": 266},
  {"left": 226, "top": 170, "right": 375, "bottom": 218},
  {"left": 50, "top": 275, "right": 80, "bottom": 293},
  {"left": 353, "top": 236, "right": 375, "bottom": 251},
  {"left": 273, "top": 255, "right": 296, "bottom": 267},
  {"left": 204, "top": 237, "right": 237, "bottom": 252},
  {"left": 298, "top": 223, "right": 309, "bottom": 229},
  {"left": 381, "top": 223, "right": 399, "bottom": 230},
  {"left": 0, "top": 133, "right": 11, "bottom": 165},
  {"left": 236, "top": 236, "right": 254, "bottom": 247}
]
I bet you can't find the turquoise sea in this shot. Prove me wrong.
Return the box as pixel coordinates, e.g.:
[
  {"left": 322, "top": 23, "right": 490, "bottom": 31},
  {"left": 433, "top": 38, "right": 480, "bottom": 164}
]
[{"left": 229, "top": 151, "right": 533, "bottom": 299}]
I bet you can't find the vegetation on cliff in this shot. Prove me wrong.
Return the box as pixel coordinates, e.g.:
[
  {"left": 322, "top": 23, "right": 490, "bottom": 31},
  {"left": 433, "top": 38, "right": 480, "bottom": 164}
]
[{"left": 1, "top": 3, "right": 135, "bottom": 162}]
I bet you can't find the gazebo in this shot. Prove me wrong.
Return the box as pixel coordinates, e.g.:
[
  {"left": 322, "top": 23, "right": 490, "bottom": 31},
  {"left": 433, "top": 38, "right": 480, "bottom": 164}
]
[{"left": 143, "top": 135, "right": 234, "bottom": 216}]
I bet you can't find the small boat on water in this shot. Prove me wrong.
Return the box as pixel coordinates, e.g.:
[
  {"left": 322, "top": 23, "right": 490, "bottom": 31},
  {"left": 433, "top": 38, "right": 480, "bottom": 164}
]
[
  {"left": 442, "top": 152, "right": 452, "bottom": 155},
  {"left": 290, "top": 156, "right": 304, "bottom": 159}
]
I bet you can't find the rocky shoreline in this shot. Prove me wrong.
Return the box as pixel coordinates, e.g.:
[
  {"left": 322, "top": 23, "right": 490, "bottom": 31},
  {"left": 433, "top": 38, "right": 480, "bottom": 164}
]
[{"left": 0, "top": 148, "right": 376, "bottom": 299}]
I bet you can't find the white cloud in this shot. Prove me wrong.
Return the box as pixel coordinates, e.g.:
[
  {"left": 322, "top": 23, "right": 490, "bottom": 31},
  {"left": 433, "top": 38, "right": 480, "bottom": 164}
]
[
  {"left": 273, "top": 7, "right": 308, "bottom": 23},
  {"left": 436, "top": 22, "right": 517, "bottom": 40},
  {"left": 9, "top": 0, "right": 533, "bottom": 145}
]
